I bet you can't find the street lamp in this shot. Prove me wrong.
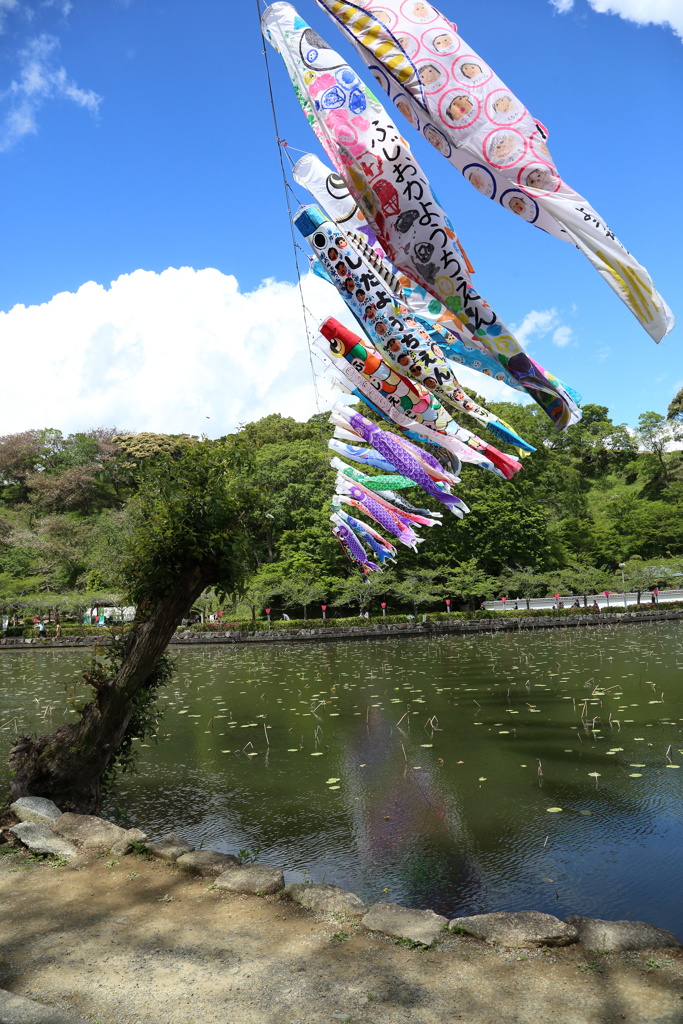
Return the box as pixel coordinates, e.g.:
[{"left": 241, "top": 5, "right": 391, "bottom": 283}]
[{"left": 619, "top": 563, "right": 627, "bottom": 607}]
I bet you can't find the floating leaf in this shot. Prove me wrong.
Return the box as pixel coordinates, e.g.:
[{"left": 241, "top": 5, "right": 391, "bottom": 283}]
[
  {"left": 478, "top": 777, "right": 488, "bottom": 781},
  {"left": 665, "top": 764, "right": 680, "bottom": 769},
  {"left": 328, "top": 785, "right": 340, "bottom": 790},
  {"left": 325, "top": 778, "right": 340, "bottom": 784},
  {"left": 629, "top": 773, "right": 643, "bottom": 778},
  {"left": 287, "top": 748, "right": 299, "bottom": 752},
  {"left": 311, "top": 752, "right": 323, "bottom": 756},
  {"left": 420, "top": 743, "right": 433, "bottom": 748},
  {"left": 588, "top": 772, "right": 601, "bottom": 778},
  {"left": 546, "top": 807, "right": 562, "bottom": 813}
]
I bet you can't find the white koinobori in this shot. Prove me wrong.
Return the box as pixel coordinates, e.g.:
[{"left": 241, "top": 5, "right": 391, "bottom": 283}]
[
  {"left": 261, "top": 2, "right": 581, "bottom": 431},
  {"left": 314, "top": 0, "right": 674, "bottom": 343}
]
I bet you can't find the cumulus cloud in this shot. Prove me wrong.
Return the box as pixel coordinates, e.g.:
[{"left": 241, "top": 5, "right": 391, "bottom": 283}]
[
  {"left": 0, "top": 33, "right": 100, "bottom": 151},
  {"left": 549, "top": 0, "right": 683, "bottom": 41},
  {"left": 0, "top": 267, "right": 365, "bottom": 437},
  {"left": 0, "top": 266, "right": 540, "bottom": 437},
  {"left": 511, "top": 307, "right": 574, "bottom": 350}
]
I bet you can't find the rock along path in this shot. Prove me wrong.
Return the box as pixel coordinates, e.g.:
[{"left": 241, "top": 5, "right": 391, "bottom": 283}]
[{"left": 2, "top": 850, "right": 683, "bottom": 1024}]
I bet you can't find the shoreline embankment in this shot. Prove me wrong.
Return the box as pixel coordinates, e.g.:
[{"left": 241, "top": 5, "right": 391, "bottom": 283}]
[{"left": 0, "top": 607, "right": 681, "bottom": 652}]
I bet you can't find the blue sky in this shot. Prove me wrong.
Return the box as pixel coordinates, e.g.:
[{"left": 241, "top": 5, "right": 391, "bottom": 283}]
[{"left": 0, "top": 0, "right": 680, "bottom": 437}]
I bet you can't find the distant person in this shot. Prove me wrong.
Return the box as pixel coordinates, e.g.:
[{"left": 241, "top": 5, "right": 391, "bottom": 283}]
[
  {"left": 282, "top": 613, "right": 291, "bottom": 621},
  {"left": 55, "top": 623, "right": 62, "bottom": 637},
  {"left": 37, "top": 622, "right": 46, "bottom": 636},
  {"left": 592, "top": 601, "right": 599, "bottom": 611}
]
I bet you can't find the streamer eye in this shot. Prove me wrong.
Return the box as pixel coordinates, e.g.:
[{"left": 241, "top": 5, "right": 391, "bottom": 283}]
[{"left": 329, "top": 336, "right": 345, "bottom": 356}]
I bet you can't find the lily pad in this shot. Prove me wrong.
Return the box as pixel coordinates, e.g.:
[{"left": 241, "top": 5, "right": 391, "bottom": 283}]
[{"left": 546, "top": 807, "right": 563, "bottom": 813}]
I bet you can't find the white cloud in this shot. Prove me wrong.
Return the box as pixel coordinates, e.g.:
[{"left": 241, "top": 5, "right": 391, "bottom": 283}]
[
  {"left": 0, "top": 33, "right": 100, "bottom": 151},
  {"left": 552, "top": 325, "right": 573, "bottom": 347},
  {"left": 549, "top": 0, "right": 683, "bottom": 41},
  {"left": 511, "top": 307, "right": 574, "bottom": 349},
  {"left": 0, "top": 267, "right": 360, "bottom": 437}
]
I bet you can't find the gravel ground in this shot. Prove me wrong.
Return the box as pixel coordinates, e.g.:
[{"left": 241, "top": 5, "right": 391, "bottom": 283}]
[{"left": 1, "top": 848, "right": 683, "bottom": 1024}]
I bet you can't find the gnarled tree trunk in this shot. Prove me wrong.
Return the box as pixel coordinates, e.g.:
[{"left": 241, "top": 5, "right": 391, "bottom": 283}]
[{"left": 8, "top": 561, "right": 216, "bottom": 813}]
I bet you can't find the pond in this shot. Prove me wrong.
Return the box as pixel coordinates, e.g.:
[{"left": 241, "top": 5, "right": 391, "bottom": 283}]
[{"left": 1, "top": 622, "right": 682, "bottom": 935}]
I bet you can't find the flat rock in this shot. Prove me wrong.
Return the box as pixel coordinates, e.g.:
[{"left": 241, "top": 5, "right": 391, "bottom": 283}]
[
  {"left": 362, "top": 903, "right": 447, "bottom": 946},
  {"left": 146, "top": 833, "right": 195, "bottom": 862},
  {"left": 10, "top": 796, "right": 62, "bottom": 826},
  {"left": 565, "top": 915, "right": 683, "bottom": 952},
  {"left": 215, "top": 864, "right": 284, "bottom": 895},
  {"left": 285, "top": 883, "right": 367, "bottom": 919},
  {"left": 9, "top": 822, "right": 78, "bottom": 861},
  {"left": 51, "top": 813, "right": 126, "bottom": 851},
  {"left": 109, "top": 828, "right": 147, "bottom": 857},
  {"left": 449, "top": 911, "right": 578, "bottom": 948},
  {"left": 175, "top": 850, "right": 238, "bottom": 877}
]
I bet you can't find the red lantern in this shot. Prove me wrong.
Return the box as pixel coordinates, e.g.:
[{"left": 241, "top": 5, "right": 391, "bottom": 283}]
[
  {"left": 445, "top": 599, "right": 451, "bottom": 606},
  {"left": 502, "top": 596, "right": 507, "bottom": 603},
  {"left": 321, "top": 605, "right": 327, "bottom": 611},
  {"left": 381, "top": 602, "right": 386, "bottom": 609},
  {"left": 554, "top": 594, "right": 559, "bottom": 600},
  {"left": 602, "top": 591, "right": 610, "bottom": 597},
  {"left": 265, "top": 608, "right": 271, "bottom": 614}
]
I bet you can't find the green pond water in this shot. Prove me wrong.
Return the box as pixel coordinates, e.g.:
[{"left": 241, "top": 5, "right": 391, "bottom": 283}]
[{"left": 1, "top": 621, "right": 682, "bottom": 935}]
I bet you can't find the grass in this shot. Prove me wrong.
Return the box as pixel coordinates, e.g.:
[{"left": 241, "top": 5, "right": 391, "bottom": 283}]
[{"left": 330, "top": 931, "right": 349, "bottom": 943}]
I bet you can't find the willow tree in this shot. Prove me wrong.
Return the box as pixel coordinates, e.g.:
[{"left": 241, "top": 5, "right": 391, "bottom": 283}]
[{"left": 8, "top": 435, "right": 257, "bottom": 813}]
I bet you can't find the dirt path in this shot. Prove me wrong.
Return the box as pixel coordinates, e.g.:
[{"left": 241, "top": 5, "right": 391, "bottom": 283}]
[{"left": 1, "top": 848, "right": 682, "bottom": 1024}]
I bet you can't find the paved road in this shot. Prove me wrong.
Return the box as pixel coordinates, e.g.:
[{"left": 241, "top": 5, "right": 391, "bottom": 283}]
[{"left": 484, "top": 589, "right": 683, "bottom": 612}]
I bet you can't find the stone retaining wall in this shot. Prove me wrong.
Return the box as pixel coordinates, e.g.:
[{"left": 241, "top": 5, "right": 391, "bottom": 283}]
[{"left": 0, "top": 608, "right": 681, "bottom": 652}]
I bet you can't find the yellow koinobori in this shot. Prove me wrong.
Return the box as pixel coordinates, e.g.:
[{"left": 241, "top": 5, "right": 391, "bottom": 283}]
[{"left": 315, "top": 0, "right": 674, "bottom": 343}]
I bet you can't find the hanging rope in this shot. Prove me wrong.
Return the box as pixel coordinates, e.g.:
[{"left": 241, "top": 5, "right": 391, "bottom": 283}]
[{"left": 255, "top": 0, "right": 322, "bottom": 420}]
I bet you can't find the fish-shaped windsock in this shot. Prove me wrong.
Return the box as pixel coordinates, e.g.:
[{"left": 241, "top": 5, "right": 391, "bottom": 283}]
[
  {"left": 330, "top": 511, "right": 380, "bottom": 568},
  {"left": 334, "top": 404, "right": 467, "bottom": 516},
  {"left": 329, "top": 438, "right": 403, "bottom": 474},
  {"left": 333, "top": 507, "right": 397, "bottom": 565},
  {"left": 316, "top": 314, "right": 521, "bottom": 479},
  {"left": 297, "top": 207, "right": 533, "bottom": 460},
  {"left": 336, "top": 484, "right": 424, "bottom": 547},
  {"left": 329, "top": 446, "right": 430, "bottom": 491},
  {"left": 295, "top": 151, "right": 535, "bottom": 397},
  {"left": 330, "top": 455, "right": 447, "bottom": 512},
  {"left": 314, "top": 0, "right": 673, "bottom": 343},
  {"left": 262, "top": 3, "right": 580, "bottom": 430}
]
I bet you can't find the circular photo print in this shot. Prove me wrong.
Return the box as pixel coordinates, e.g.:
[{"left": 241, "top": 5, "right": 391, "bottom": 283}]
[
  {"left": 483, "top": 128, "right": 527, "bottom": 169},
  {"left": 423, "top": 122, "right": 452, "bottom": 157},
  {"left": 452, "top": 54, "right": 493, "bottom": 88},
  {"left": 485, "top": 89, "right": 525, "bottom": 127},
  {"left": 517, "top": 161, "right": 561, "bottom": 195},
  {"left": 400, "top": 0, "right": 438, "bottom": 25},
  {"left": 439, "top": 89, "right": 480, "bottom": 130},
  {"left": 422, "top": 27, "right": 461, "bottom": 57},
  {"left": 463, "top": 163, "right": 496, "bottom": 198},
  {"left": 367, "top": 6, "right": 397, "bottom": 29},
  {"left": 394, "top": 31, "right": 420, "bottom": 58},
  {"left": 416, "top": 59, "right": 448, "bottom": 93},
  {"left": 529, "top": 129, "right": 557, "bottom": 169},
  {"left": 500, "top": 188, "right": 539, "bottom": 223},
  {"left": 370, "top": 64, "right": 394, "bottom": 101},
  {"left": 395, "top": 95, "right": 419, "bottom": 127}
]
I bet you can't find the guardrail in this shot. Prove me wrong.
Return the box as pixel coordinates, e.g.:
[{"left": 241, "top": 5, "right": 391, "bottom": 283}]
[{"left": 484, "top": 589, "right": 683, "bottom": 611}]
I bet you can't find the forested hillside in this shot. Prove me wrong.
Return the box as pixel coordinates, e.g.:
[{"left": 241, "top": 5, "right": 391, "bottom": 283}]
[{"left": 1, "top": 393, "right": 682, "bottom": 621}]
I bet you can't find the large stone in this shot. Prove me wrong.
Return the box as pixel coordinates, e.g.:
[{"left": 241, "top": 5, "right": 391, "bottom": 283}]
[
  {"left": 565, "top": 915, "right": 683, "bottom": 952},
  {"left": 109, "top": 827, "right": 147, "bottom": 857},
  {"left": 10, "top": 796, "right": 62, "bottom": 826},
  {"left": 51, "top": 813, "right": 127, "bottom": 851},
  {"left": 285, "top": 883, "right": 367, "bottom": 919},
  {"left": 9, "top": 822, "right": 78, "bottom": 861},
  {"left": 362, "top": 903, "right": 447, "bottom": 946},
  {"left": 175, "top": 850, "right": 238, "bottom": 877},
  {"left": 146, "top": 832, "right": 195, "bottom": 862},
  {"left": 449, "top": 911, "right": 578, "bottom": 948},
  {"left": 215, "top": 864, "right": 284, "bottom": 895}
]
